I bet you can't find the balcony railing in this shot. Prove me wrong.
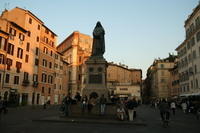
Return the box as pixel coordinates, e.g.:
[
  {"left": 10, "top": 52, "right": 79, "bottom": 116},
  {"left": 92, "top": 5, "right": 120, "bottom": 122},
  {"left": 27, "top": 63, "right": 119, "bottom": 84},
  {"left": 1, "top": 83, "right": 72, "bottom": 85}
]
[
  {"left": 22, "top": 80, "right": 30, "bottom": 86},
  {"left": 32, "top": 81, "right": 38, "bottom": 87}
]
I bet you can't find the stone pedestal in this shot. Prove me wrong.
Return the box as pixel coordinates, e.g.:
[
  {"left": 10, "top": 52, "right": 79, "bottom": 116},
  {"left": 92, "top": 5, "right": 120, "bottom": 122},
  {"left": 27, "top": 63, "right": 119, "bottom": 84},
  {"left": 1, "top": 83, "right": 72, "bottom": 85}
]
[{"left": 82, "top": 57, "right": 108, "bottom": 98}]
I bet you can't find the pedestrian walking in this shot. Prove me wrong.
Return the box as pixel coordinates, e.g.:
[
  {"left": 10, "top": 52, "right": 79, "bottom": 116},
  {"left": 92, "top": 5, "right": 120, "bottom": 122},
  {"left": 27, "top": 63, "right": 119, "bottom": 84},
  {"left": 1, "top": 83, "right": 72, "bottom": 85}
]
[
  {"left": 117, "top": 104, "right": 126, "bottom": 121},
  {"left": 88, "top": 97, "right": 96, "bottom": 113},
  {"left": 0, "top": 96, "right": 8, "bottom": 114},
  {"left": 63, "top": 95, "right": 72, "bottom": 116},
  {"left": 181, "top": 101, "right": 187, "bottom": 113},
  {"left": 99, "top": 94, "right": 107, "bottom": 115},
  {"left": 159, "top": 99, "right": 170, "bottom": 127},
  {"left": 81, "top": 95, "right": 88, "bottom": 114},
  {"left": 170, "top": 101, "right": 176, "bottom": 115},
  {"left": 126, "top": 97, "right": 137, "bottom": 121}
]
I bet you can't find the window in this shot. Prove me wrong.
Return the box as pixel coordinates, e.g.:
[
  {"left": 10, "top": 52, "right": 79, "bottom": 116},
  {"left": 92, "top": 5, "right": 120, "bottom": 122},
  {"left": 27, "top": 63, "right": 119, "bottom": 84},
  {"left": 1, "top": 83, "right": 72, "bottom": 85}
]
[
  {"left": 42, "top": 59, "right": 47, "bottom": 67},
  {"left": 54, "top": 63, "right": 58, "bottom": 68},
  {"left": 42, "top": 87, "right": 44, "bottom": 93},
  {"left": 160, "top": 64, "right": 164, "bottom": 68},
  {"left": 195, "top": 16, "right": 200, "bottom": 27},
  {"left": 43, "top": 47, "right": 48, "bottom": 54},
  {"left": 0, "top": 73, "right": 1, "bottom": 83},
  {"left": 44, "top": 37, "right": 48, "bottom": 43},
  {"left": 38, "top": 25, "right": 40, "bottom": 30},
  {"left": 0, "top": 54, "right": 5, "bottom": 64},
  {"left": 48, "top": 88, "right": 51, "bottom": 94},
  {"left": 161, "top": 78, "right": 165, "bottom": 83},
  {"left": 50, "top": 51, "right": 53, "bottom": 56},
  {"left": 191, "top": 80, "right": 193, "bottom": 89},
  {"left": 27, "top": 31, "right": 31, "bottom": 37},
  {"left": 17, "top": 48, "right": 23, "bottom": 59},
  {"left": 24, "top": 72, "right": 29, "bottom": 81},
  {"left": 36, "top": 36, "right": 39, "bottom": 42},
  {"left": 14, "top": 76, "right": 19, "bottom": 84},
  {"left": 29, "top": 18, "right": 32, "bottom": 24},
  {"left": 196, "top": 31, "right": 200, "bottom": 42},
  {"left": 36, "top": 47, "right": 39, "bottom": 55},
  {"left": 5, "top": 74, "right": 9, "bottom": 83},
  {"left": 26, "top": 43, "right": 30, "bottom": 52},
  {"left": 60, "top": 65, "right": 63, "bottom": 70},
  {"left": 49, "top": 62, "right": 52, "bottom": 68},
  {"left": 25, "top": 55, "right": 29, "bottom": 63},
  {"left": 187, "top": 42, "right": 190, "bottom": 50},
  {"left": 161, "top": 71, "right": 164, "bottom": 76},
  {"left": 45, "top": 29, "right": 49, "bottom": 34},
  {"left": 9, "top": 28, "right": 16, "bottom": 36},
  {"left": 196, "top": 79, "right": 199, "bottom": 88},
  {"left": 194, "top": 65, "right": 197, "bottom": 73},
  {"left": 190, "top": 37, "right": 195, "bottom": 46},
  {"left": 51, "top": 33, "right": 54, "bottom": 38},
  {"left": 42, "top": 73, "right": 47, "bottom": 82},
  {"left": 7, "top": 43, "right": 14, "bottom": 55},
  {"left": 193, "top": 50, "right": 196, "bottom": 59},
  {"left": 6, "top": 58, "right": 12, "bottom": 70},
  {"left": 16, "top": 62, "right": 22, "bottom": 73},
  {"left": 0, "top": 37, "right": 6, "bottom": 50},
  {"left": 55, "top": 54, "right": 58, "bottom": 59},
  {"left": 35, "top": 58, "right": 39, "bottom": 66},
  {"left": 48, "top": 75, "right": 53, "bottom": 83},
  {"left": 33, "top": 74, "right": 38, "bottom": 82},
  {"left": 79, "top": 56, "right": 82, "bottom": 63},
  {"left": 19, "top": 33, "right": 25, "bottom": 41}
]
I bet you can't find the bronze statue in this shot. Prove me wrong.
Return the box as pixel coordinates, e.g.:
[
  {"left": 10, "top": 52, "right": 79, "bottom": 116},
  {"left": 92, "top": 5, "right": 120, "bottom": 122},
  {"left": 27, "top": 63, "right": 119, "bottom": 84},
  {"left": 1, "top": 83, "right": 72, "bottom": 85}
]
[{"left": 91, "top": 21, "right": 105, "bottom": 57}]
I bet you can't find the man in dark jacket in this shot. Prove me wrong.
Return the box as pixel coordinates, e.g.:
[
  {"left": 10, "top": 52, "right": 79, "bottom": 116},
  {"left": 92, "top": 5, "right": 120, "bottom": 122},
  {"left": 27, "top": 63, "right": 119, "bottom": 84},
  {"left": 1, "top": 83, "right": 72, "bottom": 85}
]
[
  {"left": 126, "top": 97, "right": 137, "bottom": 121},
  {"left": 159, "top": 99, "right": 170, "bottom": 124}
]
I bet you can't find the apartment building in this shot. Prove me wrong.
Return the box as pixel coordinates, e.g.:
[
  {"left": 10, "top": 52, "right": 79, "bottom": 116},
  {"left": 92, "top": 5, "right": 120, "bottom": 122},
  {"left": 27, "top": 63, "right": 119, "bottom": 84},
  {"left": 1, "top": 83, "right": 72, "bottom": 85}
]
[
  {"left": 168, "top": 60, "right": 180, "bottom": 97},
  {"left": 57, "top": 31, "right": 92, "bottom": 97},
  {"left": 0, "top": 7, "right": 68, "bottom": 105},
  {"left": 146, "top": 55, "right": 176, "bottom": 99},
  {"left": 107, "top": 62, "right": 142, "bottom": 99},
  {"left": 176, "top": 3, "right": 200, "bottom": 96}
]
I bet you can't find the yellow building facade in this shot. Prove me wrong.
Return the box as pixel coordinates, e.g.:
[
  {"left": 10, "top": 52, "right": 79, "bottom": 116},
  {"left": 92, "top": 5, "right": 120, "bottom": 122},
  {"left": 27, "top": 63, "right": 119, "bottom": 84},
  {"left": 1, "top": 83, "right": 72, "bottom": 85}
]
[
  {"left": 57, "top": 31, "right": 92, "bottom": 97},
  {"left": 0, "top": 7, "right": 68, "bottom": 105},
  {"left": 107, "top": 62, "right": 142, "bottom": 99}
]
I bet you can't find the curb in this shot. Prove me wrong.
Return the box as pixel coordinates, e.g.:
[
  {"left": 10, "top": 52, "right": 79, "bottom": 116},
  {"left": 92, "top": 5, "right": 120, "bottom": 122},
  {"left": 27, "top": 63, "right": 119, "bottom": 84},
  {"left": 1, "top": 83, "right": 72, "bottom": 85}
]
[{"left": 32, "top": 118, "right": 147, "bottom": 126}]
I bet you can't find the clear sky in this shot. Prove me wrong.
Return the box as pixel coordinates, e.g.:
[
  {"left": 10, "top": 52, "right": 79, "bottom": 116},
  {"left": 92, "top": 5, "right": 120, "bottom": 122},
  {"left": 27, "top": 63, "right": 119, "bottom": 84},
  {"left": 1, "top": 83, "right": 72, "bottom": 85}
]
[{"left": 0, "top": 0, "right": 199, "bottom": 78}]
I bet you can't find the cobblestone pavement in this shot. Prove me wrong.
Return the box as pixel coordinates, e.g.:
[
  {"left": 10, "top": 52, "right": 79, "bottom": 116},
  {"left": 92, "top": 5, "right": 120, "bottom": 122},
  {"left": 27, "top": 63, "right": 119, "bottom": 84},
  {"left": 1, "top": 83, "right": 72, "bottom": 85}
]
[{"left": 0, "top": 104, "right": 199, "bottom": 133}]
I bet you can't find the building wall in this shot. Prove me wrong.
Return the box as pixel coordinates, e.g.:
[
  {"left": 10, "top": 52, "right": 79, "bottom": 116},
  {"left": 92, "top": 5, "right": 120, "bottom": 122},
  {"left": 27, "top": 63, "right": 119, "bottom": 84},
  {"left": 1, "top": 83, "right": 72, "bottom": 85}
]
[
  {"left": 115, "top": 85, "right": 141, "bottom": 100},
  {"left": 57, "top": 31, "right": 92, "bottom": 97},
  {"left": 176, "top": 4, "right": 200, "bottom": 96},
  {"left": 148, "top": 60, "right": 175, "bottom": 99},
  {"left": 0, "top": 7, "right": 68, "bottom": 105},
  {"left": 107, "top": 63, "right": 142, "bottom": 99}
]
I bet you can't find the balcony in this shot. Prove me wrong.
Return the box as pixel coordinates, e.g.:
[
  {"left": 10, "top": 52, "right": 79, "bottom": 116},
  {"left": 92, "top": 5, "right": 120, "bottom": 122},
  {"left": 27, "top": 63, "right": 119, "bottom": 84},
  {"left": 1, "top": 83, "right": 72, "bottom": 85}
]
[
  {"left": 32, "top": 81, "right": 38, "bottom": 88},
  {"left": 22, "top": 80, "right": 30, "bottom": 86}
]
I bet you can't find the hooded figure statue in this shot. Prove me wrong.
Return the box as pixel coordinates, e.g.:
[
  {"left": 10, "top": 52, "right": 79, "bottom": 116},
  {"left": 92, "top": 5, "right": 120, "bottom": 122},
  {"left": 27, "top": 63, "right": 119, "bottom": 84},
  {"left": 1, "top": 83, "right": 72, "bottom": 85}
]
[{"left": 91, "top": 21, "right": 105, "bottom": 57}]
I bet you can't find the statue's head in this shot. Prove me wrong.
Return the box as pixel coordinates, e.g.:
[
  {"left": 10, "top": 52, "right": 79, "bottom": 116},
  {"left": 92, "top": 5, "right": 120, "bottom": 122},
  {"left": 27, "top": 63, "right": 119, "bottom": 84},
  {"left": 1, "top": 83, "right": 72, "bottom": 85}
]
[{"left": 96, "top": 21, "right": 102, "bottom": 27}]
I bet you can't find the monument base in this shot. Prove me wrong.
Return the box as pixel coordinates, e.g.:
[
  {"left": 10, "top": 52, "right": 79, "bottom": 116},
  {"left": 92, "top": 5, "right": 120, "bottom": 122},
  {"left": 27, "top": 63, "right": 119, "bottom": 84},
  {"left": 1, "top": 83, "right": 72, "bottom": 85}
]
[{"left": 82, "top": 57, "right": 108, "bottom": 99}]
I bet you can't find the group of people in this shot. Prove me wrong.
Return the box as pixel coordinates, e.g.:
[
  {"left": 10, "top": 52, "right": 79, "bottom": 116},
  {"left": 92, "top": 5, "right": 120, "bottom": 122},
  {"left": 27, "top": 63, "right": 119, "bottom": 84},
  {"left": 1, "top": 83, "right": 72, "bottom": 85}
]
[
  {"left": 116, "top": 97, "right": 138, "bottom": 121},
  {"left": 60, "top": 94, "right": 107, "bottom": 116},
  {"left": 151, "top": 98, "right": 200, "bottom": 127}
]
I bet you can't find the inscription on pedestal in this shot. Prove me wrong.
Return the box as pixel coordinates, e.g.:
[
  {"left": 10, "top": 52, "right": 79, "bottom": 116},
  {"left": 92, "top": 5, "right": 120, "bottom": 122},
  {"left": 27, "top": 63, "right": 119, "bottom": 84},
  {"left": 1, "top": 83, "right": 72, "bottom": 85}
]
[{"left": 89, "top": 74, "right": 102, "bottom": 84}]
